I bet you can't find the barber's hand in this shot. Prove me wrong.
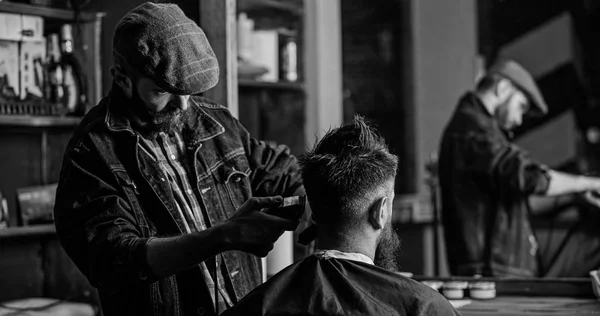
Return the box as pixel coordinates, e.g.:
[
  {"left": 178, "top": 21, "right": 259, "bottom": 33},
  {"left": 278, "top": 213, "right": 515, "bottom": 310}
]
[
  {"left": 224, "top": 196, "right": 295, "bottom": 257},
  {"left": 578, "top": 190, "right": 600, "bottom": 209}
]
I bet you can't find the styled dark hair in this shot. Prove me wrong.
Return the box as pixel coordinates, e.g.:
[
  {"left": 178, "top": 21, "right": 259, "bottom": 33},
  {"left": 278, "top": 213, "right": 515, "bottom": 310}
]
[{"left": 299, "top": 115, "right": 398, "bottom": 232}]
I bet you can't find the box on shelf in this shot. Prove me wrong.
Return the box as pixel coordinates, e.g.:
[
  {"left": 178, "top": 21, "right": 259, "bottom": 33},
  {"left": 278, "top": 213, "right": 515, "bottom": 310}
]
[
  {"left": 19, "top": 40, "right": 46, "bottom": 99},
  {"left": 252, "top": 30, "right": 279, "bottom": 82},
  {"left": 0, "top": 13, "right": 43, "bottom": 42},
  {"left": 0, "top": 12, "right": 46, "bottom": 102},
  {"left": 0, "top": 12, "right": 22, "bottom": 41},
  {"left": 21, "top": 15, "right": 44, "bottom": 42},
  {"left": 17, "top": 183, "right": 57, "bottom": 225},
  {"left": 0, "top": 40, "right": 20, "bottom": 99}
]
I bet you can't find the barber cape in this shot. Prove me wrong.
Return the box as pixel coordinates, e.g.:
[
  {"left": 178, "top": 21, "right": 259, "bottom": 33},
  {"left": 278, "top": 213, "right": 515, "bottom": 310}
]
[{"left": 222, "top": 250, "right": 460, "bottom": 316}]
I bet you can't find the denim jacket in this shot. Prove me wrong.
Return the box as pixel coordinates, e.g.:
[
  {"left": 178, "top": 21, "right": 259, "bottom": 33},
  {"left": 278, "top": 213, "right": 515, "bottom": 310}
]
[
  {"left": 438, "top": 93, "right": 550, "bottom": 277},
  {"left": 54, "top": 87, "right": 305, "bottom": 316}
]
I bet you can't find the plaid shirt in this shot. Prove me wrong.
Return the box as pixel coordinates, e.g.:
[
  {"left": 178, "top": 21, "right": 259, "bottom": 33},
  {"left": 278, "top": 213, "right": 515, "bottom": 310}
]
[{"left": 140, "top": 131, "right": 234, "bottom": 314}]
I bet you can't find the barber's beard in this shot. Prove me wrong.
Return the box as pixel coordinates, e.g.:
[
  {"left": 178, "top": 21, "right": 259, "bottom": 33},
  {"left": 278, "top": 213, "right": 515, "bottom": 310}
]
[
  {"left": 374, "top": 223, "right": 402, "bottom": 272},
  {"left": 129, "top": 86, "right": 186, "bottom": 138}
]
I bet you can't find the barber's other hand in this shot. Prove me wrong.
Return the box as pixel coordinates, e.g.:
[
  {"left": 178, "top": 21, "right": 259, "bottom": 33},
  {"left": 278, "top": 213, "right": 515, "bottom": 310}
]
[
  {"left": 224, "top": 196, "right": 295, "bottom": 257},
  {"left": 584, "top": 177, "right": 600, "bottom": 192},
  {"left": 578, "top": 190, "right": 600, "bottom": 209}
]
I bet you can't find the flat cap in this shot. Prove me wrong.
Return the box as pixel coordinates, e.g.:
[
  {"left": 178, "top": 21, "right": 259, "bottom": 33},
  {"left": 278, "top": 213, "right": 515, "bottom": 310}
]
[
  {"left": 113, "top": 2, "right": 219, "bottom": 95},
  {"left": 488, "top": 59, "right": 548, "bottom": 116}
]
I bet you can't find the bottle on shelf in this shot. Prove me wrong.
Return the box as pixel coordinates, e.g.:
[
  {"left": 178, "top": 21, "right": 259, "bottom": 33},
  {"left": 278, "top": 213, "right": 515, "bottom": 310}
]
[
  {"left": 59, "top": 24, "right": 87, "bottom": 116},
  {"left": 45, "top": 33, "right": 64, "bottom": 107},
  {"left": 279, "top": 29, "right": 298, "bottom": 82}
]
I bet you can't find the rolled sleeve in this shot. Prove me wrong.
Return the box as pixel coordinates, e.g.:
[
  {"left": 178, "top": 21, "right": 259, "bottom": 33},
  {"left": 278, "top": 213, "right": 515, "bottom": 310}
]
[
  {"left": 467, "top": 134, "right": 549, "bottom": 195},
  {"left": 523, "top": 163, "right": 551, "bottom": 194},
  {"left": 235, "top": 119, "right": 304, "bottom": 197}
]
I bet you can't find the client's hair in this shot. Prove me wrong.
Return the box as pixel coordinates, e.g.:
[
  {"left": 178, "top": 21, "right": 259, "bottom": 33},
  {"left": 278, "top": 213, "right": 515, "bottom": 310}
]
[{"left": 299, "top": 115, "right": 398, "bottom": 233}]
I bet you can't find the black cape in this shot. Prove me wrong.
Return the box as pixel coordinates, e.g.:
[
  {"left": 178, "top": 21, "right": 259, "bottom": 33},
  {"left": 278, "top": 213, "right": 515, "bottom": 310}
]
[{"left": 222, "top": 255, "right": 461, "bottom": 316}]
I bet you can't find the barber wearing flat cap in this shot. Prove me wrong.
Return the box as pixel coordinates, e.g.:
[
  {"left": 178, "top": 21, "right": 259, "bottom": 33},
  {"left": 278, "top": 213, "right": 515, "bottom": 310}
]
[
  {"left": 53, "top": 3, "right": 309, "bottom": 315},
  {"left": 439, "top": 59, "right": 600, "bottom": 279}
]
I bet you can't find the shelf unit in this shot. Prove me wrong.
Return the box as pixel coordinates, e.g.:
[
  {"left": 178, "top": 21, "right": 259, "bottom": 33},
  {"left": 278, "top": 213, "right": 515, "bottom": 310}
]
[
  {"left": 0, "top": 115, "right": 81, "bottom": 127},
  {"left": 0, "top": 1, "right": 104, "bottom": 116},
  {"left": 0, "top": 2, "right": 102, "bottom": 226},
  {"left": 235, "top": 0, "right": 306, "bottom": 157},
  {"left": 0, "top": 2, "right": 103, "bottom": 305},
  {"left": 238, "top": 0, "right": 302, "bottom": 16},
  {"left": 238, "top": 79, "right": 304, "bottom": 91},
  {"left": 0, "top": 224, "right": 55, "bottom": 239},
  {"left": 0, "top": 1, "right": 102, "bottom": 22}
]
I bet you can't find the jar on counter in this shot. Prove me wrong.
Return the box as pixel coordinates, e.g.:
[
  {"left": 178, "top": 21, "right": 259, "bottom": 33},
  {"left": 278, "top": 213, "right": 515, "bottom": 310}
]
[
  {"left": 469, "top": 281, "right": 496, "bottom": 300},
  {"left": 441, "top": 281, "right": 469, "bottom": 299}
]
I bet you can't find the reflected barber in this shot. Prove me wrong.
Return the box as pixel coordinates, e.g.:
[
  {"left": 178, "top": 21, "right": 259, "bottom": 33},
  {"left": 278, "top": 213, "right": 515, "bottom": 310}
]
[{"left": 439, "top": 59, "right": 600, "bottom": 278}]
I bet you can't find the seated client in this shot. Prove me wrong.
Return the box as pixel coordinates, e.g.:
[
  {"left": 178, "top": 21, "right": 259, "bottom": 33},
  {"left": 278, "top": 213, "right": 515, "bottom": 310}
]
[{"left": 222, "top": 116, "right": 460, "bottom": 316}]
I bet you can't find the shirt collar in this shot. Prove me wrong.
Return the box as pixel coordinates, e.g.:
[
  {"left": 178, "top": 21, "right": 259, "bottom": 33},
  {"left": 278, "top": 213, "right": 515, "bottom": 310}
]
[{"left": 313, "top": 249, "right": 374, "bottom": 265}]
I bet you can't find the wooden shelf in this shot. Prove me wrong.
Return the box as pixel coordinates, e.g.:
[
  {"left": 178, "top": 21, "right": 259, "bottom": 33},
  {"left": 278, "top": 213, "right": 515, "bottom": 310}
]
[
  {"left": 239, "top": 79, "right": 304, "bottom": 91},
  {"left": 0, "top": 224, "right": 56, "bottom": 239},
  {"left": 0, "top": 2, "right": 102, "bottom": 22},
  {"left": 238, "top": 0, "right": 302, "bottom": 16},
  {"left": 0, "top": 115, "right": 81, "bottom": 127}
]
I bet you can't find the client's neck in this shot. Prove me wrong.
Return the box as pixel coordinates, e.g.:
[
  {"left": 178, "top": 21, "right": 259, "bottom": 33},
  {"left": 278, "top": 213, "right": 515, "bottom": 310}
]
[{"left": 316, "top": 231, "right": 376, "bottom": 261}]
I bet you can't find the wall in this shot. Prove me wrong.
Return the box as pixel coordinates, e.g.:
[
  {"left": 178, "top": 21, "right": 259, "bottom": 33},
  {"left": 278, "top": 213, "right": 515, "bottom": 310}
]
[
  {"left": 304, "top": 0, "right": 343, "bottom": 148},
  {"left": 501, "top": 13, "right": 576, "bottom": 166},
  {"left": 411, "top": 0, "right": 478, "bottom": 193}
]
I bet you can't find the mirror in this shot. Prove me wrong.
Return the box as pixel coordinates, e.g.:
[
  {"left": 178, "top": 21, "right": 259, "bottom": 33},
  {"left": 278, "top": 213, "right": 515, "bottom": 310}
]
[{"left": 339, "top": 0, "right": 600, "bottom": 281}]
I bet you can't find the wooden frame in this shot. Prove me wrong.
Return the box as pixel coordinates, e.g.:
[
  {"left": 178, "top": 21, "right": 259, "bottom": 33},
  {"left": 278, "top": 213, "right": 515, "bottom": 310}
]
[
  {"left": 303, "top": 0, "right": 342, "bottom": 148},
  {"left": 199, "top": 0, "right": 238, "bottom": 118}
]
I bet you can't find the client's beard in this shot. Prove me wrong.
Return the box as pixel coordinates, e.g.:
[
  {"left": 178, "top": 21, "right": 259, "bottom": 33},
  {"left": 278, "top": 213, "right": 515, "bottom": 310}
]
[
  {"left": 128, "top": 85, "right": 186, "bottom": 138},
  {"left": 374, "top": 223, "right": 402, "bottom": 272}
]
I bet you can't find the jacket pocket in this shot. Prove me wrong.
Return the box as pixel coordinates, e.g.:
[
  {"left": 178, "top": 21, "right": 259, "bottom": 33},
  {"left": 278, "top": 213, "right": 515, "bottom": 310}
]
[
  {"left": 215, "top": 154, "right": 252, "bottom": 210},
  {"left": 150, "top": 281, "right": 162, "bottom": 316},
  {"left": 114, "top": 169, "right": 151, "bottom": 237},
  {"left": 149, "top": 276, "right": 180, "bottom": 316}
]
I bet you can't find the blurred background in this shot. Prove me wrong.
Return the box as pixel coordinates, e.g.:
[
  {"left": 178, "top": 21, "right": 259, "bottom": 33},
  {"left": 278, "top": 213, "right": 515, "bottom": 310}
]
[{"left": 1, "top": 0, "right": 599, "bottom": 311}]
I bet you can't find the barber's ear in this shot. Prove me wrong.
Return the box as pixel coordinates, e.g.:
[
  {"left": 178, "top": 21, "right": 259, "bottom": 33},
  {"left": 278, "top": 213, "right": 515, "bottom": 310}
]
[
  {"left": 494, "top": 78, "right": 512, "bottom": 100},
  {"left": 111, "top": 65, "right": 133, "bottom": 96},
  {"left": 368, "top": 197, "right": 388, "bottom": 230}
]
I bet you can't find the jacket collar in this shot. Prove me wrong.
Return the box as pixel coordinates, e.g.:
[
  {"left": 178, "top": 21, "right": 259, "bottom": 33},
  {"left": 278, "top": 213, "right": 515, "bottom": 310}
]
[
  {"left": 460, "top": 92, "right": 493, "bottom": 118},
  {"left": 103, "top": 83, "right": 225, "bottom": 144}
]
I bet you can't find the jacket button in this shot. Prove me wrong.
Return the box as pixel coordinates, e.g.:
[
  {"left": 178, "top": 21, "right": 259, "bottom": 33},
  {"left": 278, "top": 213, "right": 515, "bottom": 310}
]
[
  {"left": 233, "top": 175, "right": 242, "bottom": 183},
  {"left": 197, "top": 307, "right": 205, "bottom": 315}
]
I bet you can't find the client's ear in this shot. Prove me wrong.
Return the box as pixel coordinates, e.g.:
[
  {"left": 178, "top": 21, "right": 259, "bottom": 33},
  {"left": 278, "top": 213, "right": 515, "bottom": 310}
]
[
  {"left": 494, "top": 78, "right": 512, "bottom": 101},
  {"left": 368, "top": 197, "right": 388, "bottom": 230}
]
